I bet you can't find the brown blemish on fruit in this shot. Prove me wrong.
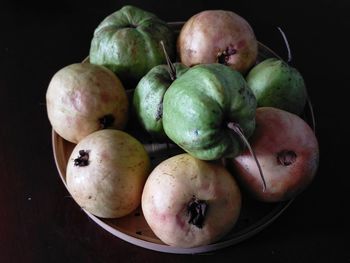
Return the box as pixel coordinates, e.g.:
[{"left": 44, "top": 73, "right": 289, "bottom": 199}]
[
  {"left": 175, "top": 214, "right": 186, "bottom": 229},
  {"left": 190, "top": 174, "right": 198, "bottom": 181},
  {"left": 236, "top": 39, "right": 246, "bottom": 50},
  {"left": 100, "top": 90, "right": 112, "bottom": 103}
]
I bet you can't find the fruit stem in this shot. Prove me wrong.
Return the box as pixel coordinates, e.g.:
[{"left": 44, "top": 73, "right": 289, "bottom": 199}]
[
  {"left": 187, "top": 196, "right": 208, "bottom": 228},
  {"left": 305, "top": 89, "right": 316, "bottom": 133},
  {"left": 277, "top": 27, "right": 316, "bottom": 133},
  {"left": 277, "top": 26, "right": 292, "bottom": 64},
  {"left": 227, "top": 122, "right": 267, "bottom": 192},
  {"left": 160, "top": 40, "right": 176, "bottom": 81}
]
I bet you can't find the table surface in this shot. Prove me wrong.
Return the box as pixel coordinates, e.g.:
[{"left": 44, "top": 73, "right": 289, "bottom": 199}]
[{"left": 1, "top": 0, "right": 349, "bottom": 262}]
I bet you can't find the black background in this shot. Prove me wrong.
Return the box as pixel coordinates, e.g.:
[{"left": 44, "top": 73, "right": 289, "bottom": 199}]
[{"left": 0, "top": 0, "right": 349, "bottom": 262}]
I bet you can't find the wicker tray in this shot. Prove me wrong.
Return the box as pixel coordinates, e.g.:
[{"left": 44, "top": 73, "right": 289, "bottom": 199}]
[{"left": 52, "top": 22, "right": 294, "bottom": 254}]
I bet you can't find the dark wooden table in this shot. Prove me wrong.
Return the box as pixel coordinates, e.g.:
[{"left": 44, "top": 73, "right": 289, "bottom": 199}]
[{"left": 1, "top": 0, "right": 348, "bottom": 262}]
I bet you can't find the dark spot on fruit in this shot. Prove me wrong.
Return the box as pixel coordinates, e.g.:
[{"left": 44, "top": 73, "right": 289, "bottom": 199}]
[
  {"left": 136, "top": 231, "right": 142, "bottom": 235},
  {"left": 186, "top": 48, "right": 196, "bottom": 56},
  {"left": 99, "top": 114, "right": 115, "bottom": 129},
  {"left": 156, "top": 71, "right": 172, "bottom": 86},
  {"left": 127, "top": 24, "right": 138, "bottom": 29},
  {"left": 155, "top": 102, "right": 163, "bottom": 121}
]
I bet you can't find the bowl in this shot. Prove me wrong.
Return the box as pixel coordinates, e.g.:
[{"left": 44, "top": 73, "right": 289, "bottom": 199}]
[{"left": 51, "top": 22, "right": 294, "bottom": 254}]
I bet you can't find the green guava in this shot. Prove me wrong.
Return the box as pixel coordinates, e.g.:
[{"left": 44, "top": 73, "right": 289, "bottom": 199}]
[
  {"left": 162, "top": 63, "right": 257, "bottom": 160},
  {"left": 246, "top": 58, "right": 307, "bottom": 115},
  {"left": 89, "top": 5, "right": 175, "bottom": 88},
  {"left": 133, "top": 63, "right": 188, "bottom": 140}
]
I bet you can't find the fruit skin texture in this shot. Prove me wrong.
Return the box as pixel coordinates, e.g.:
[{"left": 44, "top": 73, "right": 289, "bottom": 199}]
[
  {"left": 89, "top": 5, "right": 175, "bottom": 87},
  {"left": 141, "top": 153, "right": 241, "bottom": 248},
  {"left": 246, "top": 58, "right": 307, "bottom": 115},
  {"left": 178, "top": 10, "right": 258, "bottom": 73},
  {"left": 66, "top": 129, "right": 151, "bottom": 218},
  {"left": 46, "top": 63, "right": 128, "bottom": 144},
  {"left": 162, "top": 63, "right": 257, "bottom": 160},
  {"left": 231, "top": 107, "right": 319, "bottom": 202},
  {"left": 132, "top": 63, "right": 188, "bottom": 140}
]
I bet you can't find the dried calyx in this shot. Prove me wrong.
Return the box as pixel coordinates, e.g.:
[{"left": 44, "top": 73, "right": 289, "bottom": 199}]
[
  {"left": 277, "top": 150, "right": 297, "bottom": 166},
  {"left": 74, "top": 150, "right": 90, "bottom": 167},
  {"left": 217, "top": 46, "right": 237, "bottom": 65},
  {"left": 187, "top": 196, "right": 208, "bottom": 228}
]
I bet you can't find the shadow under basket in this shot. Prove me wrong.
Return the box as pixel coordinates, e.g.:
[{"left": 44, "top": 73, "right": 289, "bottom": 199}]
[{"left": 51, "top": 22, "right": 295, "bottom": 254}]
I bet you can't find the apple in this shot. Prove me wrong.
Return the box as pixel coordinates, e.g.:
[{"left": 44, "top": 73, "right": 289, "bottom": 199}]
[
  {"left": 178, "top": 9, "right": 258, "bottom": 73},
  {"left": 46, "top": 63, "right": 128, "bottom": 143},
  {"left": 141, "top": 153, "right": 241, "bottom": 248},
  {"left": 230, "top": 107, "right": 319, "bottom": 202},
  {"left": 66, "top": 129, "right": 151, "bottom": 218}
]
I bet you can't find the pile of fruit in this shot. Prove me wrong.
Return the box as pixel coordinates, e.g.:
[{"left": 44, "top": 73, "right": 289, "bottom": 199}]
[{"left": 46, "top": 5, "right": 319, "bottom": 248}]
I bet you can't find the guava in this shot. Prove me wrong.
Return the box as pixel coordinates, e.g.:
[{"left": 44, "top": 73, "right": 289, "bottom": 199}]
[
  {"left": 246, "top": 58, "right": 307, "bottom": 115},
  {"left": 89, "top": 5, "right": 176, "bottom": 87},
  {"left": 133, "top": 62, "right": 188, "bottom": 140},
  {"left": 46, "top": 63, "right": 128, "bottom": 143},
  {"left": 142, "top": 153, "right": 241, "bottom": 247},
  {"left": 66, "top": 129, "right": 151, "bottom": 218},
  {"left": 178, "top": 9, "right": 258, "bottom": 73},
  {"left": 162, "top": 63, "right": 257, "bottom": 160},
  {"left": 230, "top": 107, "right": 319, "bottom": 202}
]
